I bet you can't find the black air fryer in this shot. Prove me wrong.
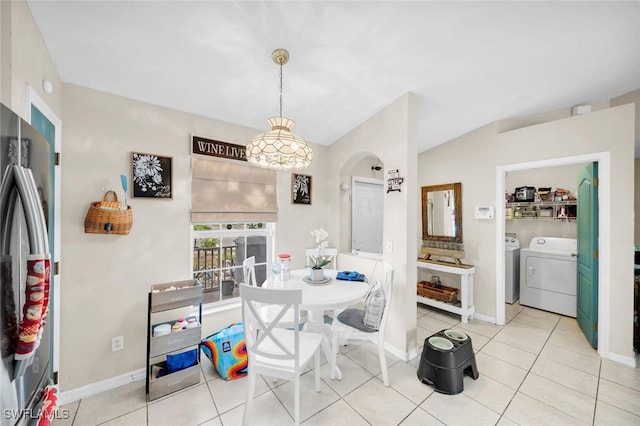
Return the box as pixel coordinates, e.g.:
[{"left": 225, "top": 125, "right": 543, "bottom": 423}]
[{"left": 514, "top": 186, "right": 535, "bottom": 202}]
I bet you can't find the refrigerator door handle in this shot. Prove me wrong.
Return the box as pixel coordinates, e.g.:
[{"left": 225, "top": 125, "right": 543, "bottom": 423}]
[
  {"left": 0, "top": 165, "right": 47, "bottom": 254},
  {"left": 14, "top": 165, "right": 48, "bottom": 253},
  {"left": 0, "top": 165, "right": 18, "bottom": 252},
  {"left": 6, "top": 165, "right": 51, "bottom": 379}
]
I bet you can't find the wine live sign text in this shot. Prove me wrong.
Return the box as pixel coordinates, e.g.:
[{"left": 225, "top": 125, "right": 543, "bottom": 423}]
[{"left": 192, "top": 136, "right": 247, "bottom": 162}]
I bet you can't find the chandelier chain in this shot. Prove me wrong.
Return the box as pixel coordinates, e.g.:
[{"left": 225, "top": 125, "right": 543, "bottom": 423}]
[{"left": 279, "top": 62, "right": 283, "bottom": 118}]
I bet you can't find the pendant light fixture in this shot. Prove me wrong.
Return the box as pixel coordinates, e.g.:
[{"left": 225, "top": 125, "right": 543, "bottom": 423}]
[{"left": 246, "top": 49, "right": 313, "bottom": 170}]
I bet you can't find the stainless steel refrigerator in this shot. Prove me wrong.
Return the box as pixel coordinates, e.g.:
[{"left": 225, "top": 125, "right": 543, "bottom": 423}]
[{"left": 0, "top": 103, "right": 52, "bottom": 425}]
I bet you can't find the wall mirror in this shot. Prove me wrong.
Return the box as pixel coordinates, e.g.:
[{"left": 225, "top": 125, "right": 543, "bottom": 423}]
[{"left": 421, "top": 182, "right": 462, "bottom": 243}]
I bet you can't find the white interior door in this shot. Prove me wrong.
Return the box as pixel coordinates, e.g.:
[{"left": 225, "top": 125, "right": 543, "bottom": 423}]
[{"left": 352, "top": 177, "right": 383, "bottom": 254}]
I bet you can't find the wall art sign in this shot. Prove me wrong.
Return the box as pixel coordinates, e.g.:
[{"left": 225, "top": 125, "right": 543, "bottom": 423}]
[
  {"left": 131, "top": 152, "right": 173, "bottom": 199},
  {"left": 291, "top": 173, "right": 312, "bottom": 205},
  {"left": 192, "top": 135, "right": 247, "bottom": 162},
  {"left": 387, "top": 169, "right": 404, "bottom": 193}
]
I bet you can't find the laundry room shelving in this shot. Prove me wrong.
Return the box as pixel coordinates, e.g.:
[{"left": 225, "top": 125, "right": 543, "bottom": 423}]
[
  {"left": 505, "top": 200, "right": 577, "bottom": 221},
  {"left": 146, "top": 279, "right": 203, "bottom": 401}
]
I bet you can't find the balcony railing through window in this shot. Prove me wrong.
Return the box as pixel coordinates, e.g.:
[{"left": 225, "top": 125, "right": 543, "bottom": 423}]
[
  {"left": 193, "top": 245, "right": 237, "bottom": 290},
  {"left": 192, "top": 227, "right": 271, "bottom": 305}
]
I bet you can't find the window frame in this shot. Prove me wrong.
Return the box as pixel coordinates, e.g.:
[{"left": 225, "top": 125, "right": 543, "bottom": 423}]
[{"left": 191, "top": 222, "right": 274, "bottom": 307}]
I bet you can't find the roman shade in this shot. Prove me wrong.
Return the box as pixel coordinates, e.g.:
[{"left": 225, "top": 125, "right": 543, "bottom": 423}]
[{"left": 190, "top": 157, "right": 278, "bottom": 223}]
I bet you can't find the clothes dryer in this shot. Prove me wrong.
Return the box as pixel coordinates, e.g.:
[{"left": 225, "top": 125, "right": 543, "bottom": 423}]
[
  {"left": 520, "top": 237, "right": 577, "bottom": 317},
  {"left": 505, "top": 237, "right": 520, "bottom": 304}
]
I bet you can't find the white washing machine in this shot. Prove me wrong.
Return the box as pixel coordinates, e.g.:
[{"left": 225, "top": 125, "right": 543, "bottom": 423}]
[
  {"left": 520, "top": 237, "right": 577, "bottom": 317},
  {"left": 505, "top": 237, "right": 520, "bottom": 304}
]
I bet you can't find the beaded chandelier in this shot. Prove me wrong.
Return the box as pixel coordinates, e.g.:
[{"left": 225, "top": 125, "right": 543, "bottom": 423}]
[{"left": 246, "top": 49, "right": 312, "bottom": 170}]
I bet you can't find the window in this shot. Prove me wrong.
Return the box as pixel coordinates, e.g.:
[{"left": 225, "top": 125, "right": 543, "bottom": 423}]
[{"left": 192, "top": 222, "right": 273, "bottom": 306}]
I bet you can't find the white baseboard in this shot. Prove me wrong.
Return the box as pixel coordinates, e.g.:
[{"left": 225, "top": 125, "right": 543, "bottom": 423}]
[
  {"left": 602, "top": 350, "right": 637, "bottom": 368},
  {"left": 384, "top": 342, "right": 420, "bottom": 362},
  {"left": 58, "top": 368, "right": 145, "bottom": 406},
  {"left": 463, "top": 312, "right": 637, "bottom": 368},
  {"left": 58, "top": 343, "right": 417, "bottom": 407},
  {"left": 405, "top": 346, "right": 421, "bottom": 361},
  {"left": 472, "top": 312, "right": 496, "bottom": 324}
]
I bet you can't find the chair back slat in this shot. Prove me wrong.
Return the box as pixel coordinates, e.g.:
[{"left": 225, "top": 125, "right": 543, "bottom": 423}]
[
  {"left": 243, "top": 256, "right": 257, "bottom": 286},
  {"left": 305, "top": 247, "right": 338, "bottom": 269},
  {"left": 240, "top": 284, "right": 301, "bottom": 363},
  {"left": 378, "top": 261, "right": 394, "bottom": 335}
]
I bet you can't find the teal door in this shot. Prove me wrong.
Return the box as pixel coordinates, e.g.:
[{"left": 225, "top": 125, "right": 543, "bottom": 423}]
[
  {"left": 30, "top": 105, "right": 56, "bottom": 259},
  {"left": 577, "top": 162, "right": 598, "bottom": 348},
  {"left": 29, "top": 104, "right": 58, "bottom": 377}
]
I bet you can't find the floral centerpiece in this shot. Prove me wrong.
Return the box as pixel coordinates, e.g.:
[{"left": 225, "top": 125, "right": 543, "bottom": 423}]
[{"left": 309, "top": 228, "right": 331, "bottom": 281}]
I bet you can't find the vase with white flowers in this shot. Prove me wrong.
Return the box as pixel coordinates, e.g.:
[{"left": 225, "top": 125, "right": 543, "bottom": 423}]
[{"left": 309, "top": 228, "right": 331, "bottom": 282}]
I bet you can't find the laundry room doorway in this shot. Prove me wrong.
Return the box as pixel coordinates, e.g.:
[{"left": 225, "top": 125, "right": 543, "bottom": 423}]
[{"left": 496, "top": 152, "right": 610, "bottom": 357}]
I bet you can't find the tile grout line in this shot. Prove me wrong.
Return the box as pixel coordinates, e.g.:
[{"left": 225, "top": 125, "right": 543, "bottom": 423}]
[
  {"left": 66, "top": 303, "right": 633, "bottom": 426},
  {"left": 334, "top": 375, "right": 387, "bottom": 425},
  {"left": 494, "top": 306, "right": 558, "bottom": 425},
  {"left": 202, "top": 374, "right": 222, "bottom": 423},
  {"left": 499, "top": 313, "right": 599, "bottom": 425},
  {"left": 591, "top": 359, "right": 603, "bottom": 426},
  {"left": 486, "top": 306, "right": 526, "bottom": 426},
  {"left": 420, "top": 304, "right": 514, "bottom": 425}
]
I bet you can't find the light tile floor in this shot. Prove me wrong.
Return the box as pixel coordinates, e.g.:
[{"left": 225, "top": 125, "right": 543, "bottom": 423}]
[{"left": 53, "top": 302, "right": 640, "bottom": 425}]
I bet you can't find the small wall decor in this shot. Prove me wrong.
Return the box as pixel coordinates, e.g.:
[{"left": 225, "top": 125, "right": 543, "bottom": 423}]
[
  {"left": 132, "top": 152, "right": 173, "bottom": 199},
  {"left": 387, "top": 169, "right": 405, "bottom": 193},
  {"left": 84, "top": 191, "right": 133, "bottom": 235},
  {"left": 291, "top": 173, "right": 312, "bottom": 205}
]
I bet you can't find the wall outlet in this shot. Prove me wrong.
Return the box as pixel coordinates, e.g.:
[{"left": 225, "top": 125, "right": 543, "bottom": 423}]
[{"left": 112, "top": 335, "right": 124, "bottom": 352}]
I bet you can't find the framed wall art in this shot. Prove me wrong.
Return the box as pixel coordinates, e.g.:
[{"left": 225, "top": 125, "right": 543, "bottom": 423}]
[
  {"left": 291, "top": 173, "right": 312, "bottom": 205},
  {"left": 131, "top": 152, "right": 173, "bottom": 199}
]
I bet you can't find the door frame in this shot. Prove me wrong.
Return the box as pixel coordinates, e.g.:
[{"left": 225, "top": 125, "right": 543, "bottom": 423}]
[
  {"left": 495, "top": 152, "right": 610, "bottom": 358},
  {"left": 25, "top": 86, "right": 62, "bottom": 374}
]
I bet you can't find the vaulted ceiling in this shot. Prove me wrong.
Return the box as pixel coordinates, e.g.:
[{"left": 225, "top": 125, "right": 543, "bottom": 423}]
[{"left": 27, "top": 1, "right": 640, "bottom": 153}]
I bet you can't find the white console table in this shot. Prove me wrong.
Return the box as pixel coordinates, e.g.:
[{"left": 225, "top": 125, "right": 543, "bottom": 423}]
[{"left": 417, "top": 259, "right": 476, "bottom": 323}]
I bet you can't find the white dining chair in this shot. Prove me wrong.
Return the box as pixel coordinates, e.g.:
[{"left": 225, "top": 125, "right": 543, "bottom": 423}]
[
  {"left": 243, "top": 256, "right": 307, "bottom": 327},
  {"left": 330, "top": 261, "right": 394, "bottom": 386},
  {"left": 240, "top": 284, "right": 322, "bottom": 426},
  {"left": 242, "top": 256, "right": 258, "bottom": 286},
  {"left": 305, "top": 247, "right": 338, "bottom": 269}
]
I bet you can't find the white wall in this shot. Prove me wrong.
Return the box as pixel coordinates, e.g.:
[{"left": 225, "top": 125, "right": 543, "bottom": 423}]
[
  {"left": 6, "top": 1, "right": 62, "bottom": 118},
  {"left": 274, "top": 147, "right": 333, "bottom": 270},
  {"left": 60, "top": 83, "right": 331, "bottom": 390},
  {"left": 419, "top": 102, "right": 636, "bottom": 360},
  {"left": 611, "top": 89, "right": 640, "bottom": 141},
  {"left": 0, "top": 1, "right": 9, "bottom": 104},
  {"left": 613, "top": 90, "right": 640, "bottom": 245},
  {"left": 10, "top": 0, "right": 640, "bottom": 392},
  {"left": 330, "top": 93, "right": 419, "bottom": 357}
]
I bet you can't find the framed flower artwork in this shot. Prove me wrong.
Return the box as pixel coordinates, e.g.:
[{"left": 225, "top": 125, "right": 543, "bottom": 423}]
[
  {"left": 131, "top": 152, "right": 173, "bottom": 199},
  {"left": 291, "top": 173, "right": 311, "bottom": 205}
]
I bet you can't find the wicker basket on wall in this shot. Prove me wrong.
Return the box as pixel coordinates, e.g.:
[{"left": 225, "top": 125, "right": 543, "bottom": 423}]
[{"left": 84, "top": 191, "right": 133, "bottom": 235}]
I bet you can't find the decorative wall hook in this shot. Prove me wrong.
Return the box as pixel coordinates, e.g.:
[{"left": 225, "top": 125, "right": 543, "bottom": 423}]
[{"left": 387, "top": 169, "right": 404, "bottom": 193}]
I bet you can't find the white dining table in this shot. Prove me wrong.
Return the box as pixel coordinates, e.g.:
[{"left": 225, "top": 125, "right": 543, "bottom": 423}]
[{"left": 262, "top": 268, "right": 369, "bottom": 379}]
